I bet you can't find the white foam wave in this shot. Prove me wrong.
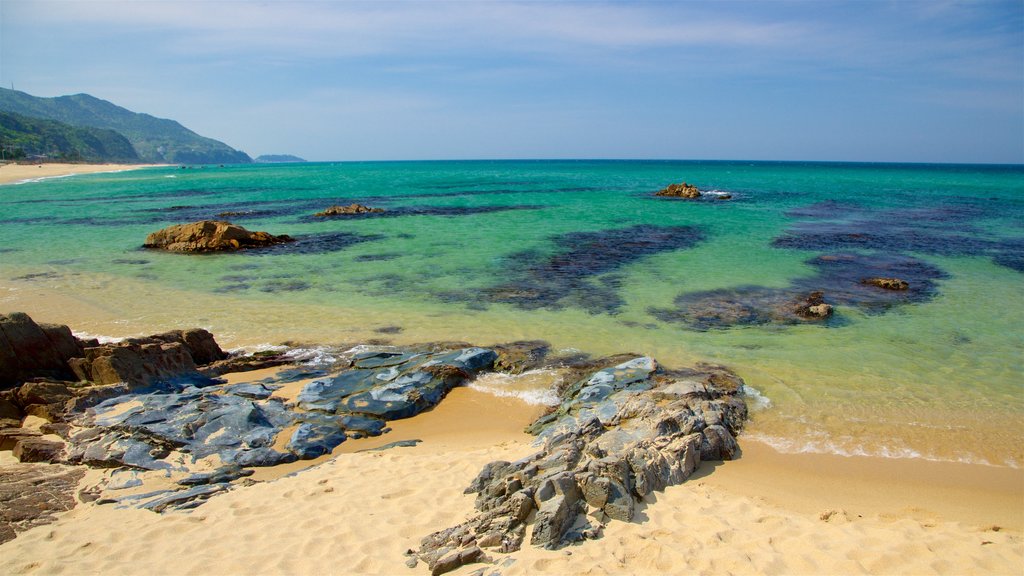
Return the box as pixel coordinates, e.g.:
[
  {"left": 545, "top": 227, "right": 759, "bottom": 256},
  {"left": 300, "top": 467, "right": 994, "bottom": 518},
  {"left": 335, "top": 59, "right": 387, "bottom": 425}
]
[
  {"left": 741, "top": 385, "right": 772, "bottom": 410},
  {"left": 469, "top": 369, "right": 562, "bottom": 406},
  {"left": 72, "top": 331, "right": 126, "bottom": 344}
]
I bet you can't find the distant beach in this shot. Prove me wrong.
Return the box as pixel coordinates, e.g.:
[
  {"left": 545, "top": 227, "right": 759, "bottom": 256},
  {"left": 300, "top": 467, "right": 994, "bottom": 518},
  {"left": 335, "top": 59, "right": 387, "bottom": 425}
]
[{"left": 0, "top": 163, "right": 160, "bottom": 185}]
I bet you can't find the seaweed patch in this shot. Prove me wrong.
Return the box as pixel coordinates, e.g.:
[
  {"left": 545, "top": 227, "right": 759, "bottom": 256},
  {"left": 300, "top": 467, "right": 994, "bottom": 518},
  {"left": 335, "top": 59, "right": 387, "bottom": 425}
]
[{"left": 480, "top": 224, "right": 705, "bottom": 314}]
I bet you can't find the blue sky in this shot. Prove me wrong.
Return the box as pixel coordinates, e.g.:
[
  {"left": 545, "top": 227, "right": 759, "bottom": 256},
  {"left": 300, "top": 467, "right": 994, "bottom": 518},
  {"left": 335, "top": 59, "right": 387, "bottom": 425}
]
[{"left": 1, "top": 0, "right": 1021, "bottom": 163}]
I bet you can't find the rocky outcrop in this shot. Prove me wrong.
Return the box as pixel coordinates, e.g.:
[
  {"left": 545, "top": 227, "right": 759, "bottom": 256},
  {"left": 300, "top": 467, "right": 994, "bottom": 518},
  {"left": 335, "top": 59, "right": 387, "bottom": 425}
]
[
  {"left": 63, "top": 345, "right": 499, "bottom": 509},
  {"left": 862, "top": 277, "right": 909, "bottom": 290},
  {"left": 0, "top": 312, "right": 82, "bottom": 388},
  {"left": 68, "top": 329, "right": 226, "bottom": 389},
  {"left": 416, "top": 356, "right": 748, "bottom": 575},
  {"left": 314, "top": 204, "right": 385, "bottom": 217},
  {"left": 0, "top": 463, "right": 85, "bottom": 544},
  {"left": 143, "top": 220, "right": 294, "bottom": 253},
  {"left": 655, "top": 182, "right": 701, "bottom": 198}
]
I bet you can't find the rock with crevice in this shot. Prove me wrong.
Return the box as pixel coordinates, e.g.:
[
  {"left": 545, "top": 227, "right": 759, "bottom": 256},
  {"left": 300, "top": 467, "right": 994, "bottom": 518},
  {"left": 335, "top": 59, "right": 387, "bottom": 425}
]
[{"left": 415, "top": 356, "right": 749, "bottom": 574}]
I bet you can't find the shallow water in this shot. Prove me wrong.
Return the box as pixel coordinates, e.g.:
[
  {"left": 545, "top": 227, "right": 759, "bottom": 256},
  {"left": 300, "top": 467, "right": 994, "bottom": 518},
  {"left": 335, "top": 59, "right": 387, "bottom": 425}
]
[{"left": 1, "top": 160, "right": 1021, "bottom": 467}]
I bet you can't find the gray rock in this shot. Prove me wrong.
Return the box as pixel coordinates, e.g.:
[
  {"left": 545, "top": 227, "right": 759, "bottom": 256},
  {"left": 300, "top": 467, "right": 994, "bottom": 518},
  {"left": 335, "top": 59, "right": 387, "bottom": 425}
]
[{"left": 417, "top": 357, "right": 748, "bottom": 571}]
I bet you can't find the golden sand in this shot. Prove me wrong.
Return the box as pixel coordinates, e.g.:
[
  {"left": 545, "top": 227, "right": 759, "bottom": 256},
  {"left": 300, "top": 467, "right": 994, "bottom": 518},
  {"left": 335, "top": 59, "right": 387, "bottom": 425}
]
[
  {"left": 0, "top": 384, "right": 1020, "bottom": 575},
  {"left": 0, "top": 163, "right": 161, "bottom": 185}
]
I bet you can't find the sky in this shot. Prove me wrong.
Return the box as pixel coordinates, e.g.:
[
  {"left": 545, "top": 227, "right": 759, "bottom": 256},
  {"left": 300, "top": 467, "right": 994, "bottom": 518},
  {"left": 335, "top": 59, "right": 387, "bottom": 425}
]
[{"left": 1, "top": 0, "right": 1021, "bottom": 163}]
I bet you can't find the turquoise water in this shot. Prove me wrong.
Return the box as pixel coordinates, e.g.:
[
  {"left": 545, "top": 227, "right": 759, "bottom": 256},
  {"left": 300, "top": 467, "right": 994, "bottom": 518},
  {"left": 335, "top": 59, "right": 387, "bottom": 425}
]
[{"left": 1, "top": 160, "right": 1022, "bottom": 466}]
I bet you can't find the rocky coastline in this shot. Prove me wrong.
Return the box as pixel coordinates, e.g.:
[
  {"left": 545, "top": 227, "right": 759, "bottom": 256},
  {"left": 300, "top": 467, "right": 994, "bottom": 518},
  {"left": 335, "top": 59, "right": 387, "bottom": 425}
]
[{"left": 0, "top": 312, "right": 751, "bottom": 574}]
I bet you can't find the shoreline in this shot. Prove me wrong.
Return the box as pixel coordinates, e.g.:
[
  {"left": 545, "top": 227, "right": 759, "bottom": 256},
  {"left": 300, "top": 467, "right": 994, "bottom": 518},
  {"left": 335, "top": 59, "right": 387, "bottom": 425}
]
[
  {"left": 1, "top": 384, "right": 1020, "bottom": 574},
  {"left": 0, "top": 162, "right": 165, "bottom": 185}
]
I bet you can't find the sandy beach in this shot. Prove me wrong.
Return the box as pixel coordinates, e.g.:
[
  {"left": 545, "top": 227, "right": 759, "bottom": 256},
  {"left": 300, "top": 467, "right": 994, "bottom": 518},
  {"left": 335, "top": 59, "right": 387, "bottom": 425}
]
[
  {"left": 0, "top": 163, "right": 160, "bottom": 185},
  {"left": 1, "top": 382, "right": 1021, "bottom": 576}
]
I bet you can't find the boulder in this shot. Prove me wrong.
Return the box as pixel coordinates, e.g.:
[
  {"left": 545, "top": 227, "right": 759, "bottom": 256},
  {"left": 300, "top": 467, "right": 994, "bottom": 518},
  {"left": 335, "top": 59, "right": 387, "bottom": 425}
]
[
  {"left": 12, "top": 438, "right": 64, "bottom": 463},
  {"left": 314, "top": 204, "right": 385, "bottom": 217},
  {"left": 0, "top": 313, "right": 81, "bottom": 388},
  {"left": 655, "top": 182, "right": 701, "bottom": 198},
  {"left": 862, "top": 277, "right": 909, "bottom": 291},
  {"left": 143, "top": 220, "right": 294, "bottom": 253}
]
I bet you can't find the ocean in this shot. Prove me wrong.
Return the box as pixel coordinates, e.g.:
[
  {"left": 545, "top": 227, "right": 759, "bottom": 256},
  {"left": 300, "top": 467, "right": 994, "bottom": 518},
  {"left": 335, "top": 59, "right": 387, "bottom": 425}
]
[{"left": 1, "top": 160, "right": 1021, "bottom": 467}]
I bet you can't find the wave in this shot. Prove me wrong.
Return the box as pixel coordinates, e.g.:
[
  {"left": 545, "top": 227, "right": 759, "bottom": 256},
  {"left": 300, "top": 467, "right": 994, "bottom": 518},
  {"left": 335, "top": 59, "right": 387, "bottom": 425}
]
[{"left": 468, "top": 369, "right": 562, "bottom": 406}]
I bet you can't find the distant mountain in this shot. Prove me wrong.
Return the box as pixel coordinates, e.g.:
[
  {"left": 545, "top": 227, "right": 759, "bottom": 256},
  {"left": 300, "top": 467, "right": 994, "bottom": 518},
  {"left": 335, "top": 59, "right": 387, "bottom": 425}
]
[
  {"left": 255, "top": 154, "right": 306, "bottom": 163},
  {"left": 0, "top": 111, "right": 140, "bottom": 163},
  {"left": 0, "top": 88, "right": 251, "bottom": 164}
]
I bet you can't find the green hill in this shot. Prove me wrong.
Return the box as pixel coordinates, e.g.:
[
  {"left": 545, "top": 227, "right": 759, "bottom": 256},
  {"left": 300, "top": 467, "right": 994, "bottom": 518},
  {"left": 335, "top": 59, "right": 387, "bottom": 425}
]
[
  {"left": 0, "top": 111, "right": 140, "bottom": 163},
  {"left": 0, "top": 88, "right": 251, "bottom": 164},
  {"left": 255, "top": 154, "right": 307, "bottom": 163}
]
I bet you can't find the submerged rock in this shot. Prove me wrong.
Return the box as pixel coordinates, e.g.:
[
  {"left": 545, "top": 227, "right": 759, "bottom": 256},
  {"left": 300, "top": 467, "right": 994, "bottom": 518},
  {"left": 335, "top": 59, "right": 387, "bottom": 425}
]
[
  {"left": 416, "top": 356, "right": 749, "bottom": 574},
  {"left": 482, "top": 225, "right": 705, "bottom": 314},
  {"left": 314, "top": 204, "right": 385, "bottom": 217},
  {"left": 862, "top": 277, "right": 909, "bottom": 290},
  {"left": 143, "top": 220, "right": 294, "bottom": 253},
  {"left": 654, "top": 182, "right": 701, "bottom": 198},
  {"left": 653, "top": 253, "right": 945, "bottom": 329}
]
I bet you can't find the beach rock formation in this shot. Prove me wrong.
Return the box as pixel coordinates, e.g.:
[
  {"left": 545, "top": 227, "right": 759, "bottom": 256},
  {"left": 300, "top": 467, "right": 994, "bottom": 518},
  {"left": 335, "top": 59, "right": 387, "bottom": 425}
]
[
  {"left": 143, "top": 220, "right": 294, "bottom": 253},
  {"left": 416, "top": 356, "right": 748, "bottom": 575},
  {"left": 0, "top": 312, "right": 82, "bottom": 389},
  {"left": 68, "top": 329, "right": 226, "bottom": 389},
  {"left": 655, "top": 182, "right": 701, "bottom": 198},
  {"left": 0, "top": 463, "right": 85, "bottom": 544},
  {"left": 57, "top": 345, "right": 499, "bottom": 511},
  {"left": 314, "top": 204, "right": 385, "bottom": 217},
  {"left": 862, "top": 277, "right": 909, "bottom": 290}
]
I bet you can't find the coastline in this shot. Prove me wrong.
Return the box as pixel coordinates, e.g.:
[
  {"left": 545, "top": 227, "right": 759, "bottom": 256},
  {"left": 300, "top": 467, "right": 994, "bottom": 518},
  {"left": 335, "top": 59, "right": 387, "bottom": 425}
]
[
  {"left": 0, "top": 163, "right": 165, "bottom": 185},
  {"left": 1, "top": 385, "right": 1020, "bottom": 575}
]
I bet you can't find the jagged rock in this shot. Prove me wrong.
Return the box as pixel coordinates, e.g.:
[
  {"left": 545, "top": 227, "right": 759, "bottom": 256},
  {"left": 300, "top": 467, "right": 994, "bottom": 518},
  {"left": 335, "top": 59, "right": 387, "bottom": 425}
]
[
  {"left": 12, "top": 438, "right": 64, "bottom": 463},
  {"left": 314, "top": 204, "right": 386, "bottom": 217},
  {"left": 0, "top": 312, "right": 82, "bottom": 388},
  {"left": 0, "top": 463, "right": 85, "bottom": 544},
  {"left": 143, "top": 220, "right": 294, "bottom": 253},
  {"left": 417, "top": 357, "right": 748, "bottom": 572},
  {"left": 655, "top": 182, "right": 701, "bottom": 198},
  {"left": 862, "top": 277, "right": 909, "bottom": 290}
]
